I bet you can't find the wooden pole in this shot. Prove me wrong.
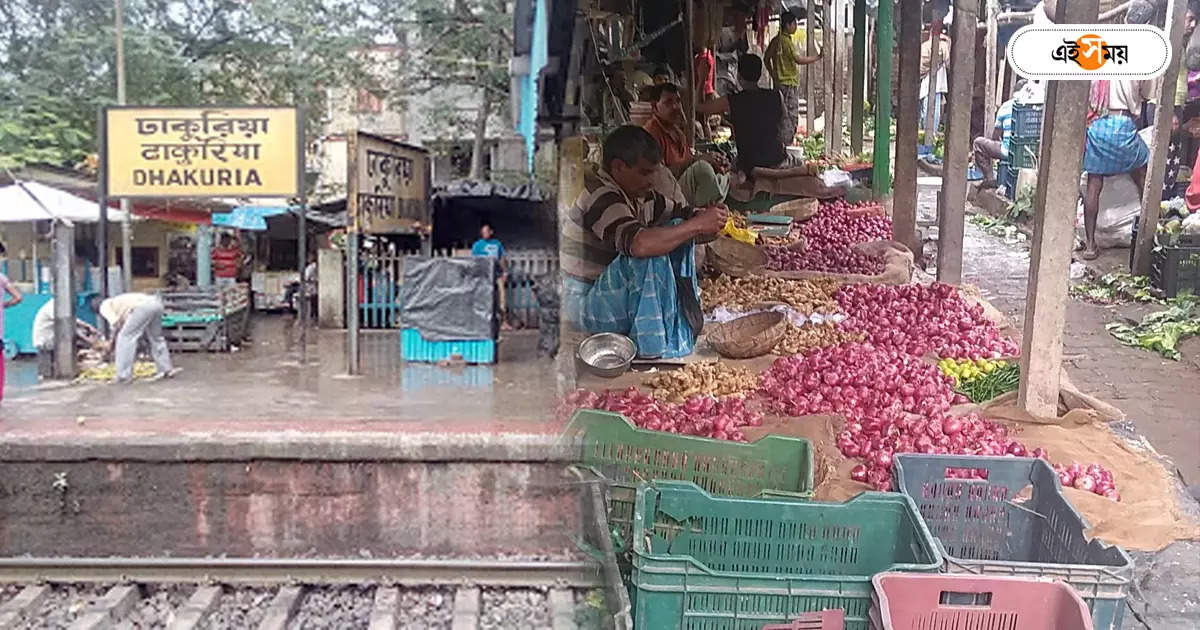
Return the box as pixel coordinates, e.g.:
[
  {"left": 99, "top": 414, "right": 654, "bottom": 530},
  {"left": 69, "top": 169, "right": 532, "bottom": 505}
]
[
  {"left": 686, "top": 0, "right": 696, "bottom": 150},
  {"left": 871, "top": 0, "right": 894, "bottom": 196},
  {"left": 807, "top": 0, "right": 816, "bottom": 135},
  {"left": 923, "top": 20, "right": 943, "bottom": 144},
  {"left": 1133, "top": 0, "right": 1188, "bottom": 275},
  {"left": 996, "top": 56, "right": 1008, "bottom": 112},
  {"left": 851, "top": 0, "right": 867, "bottom": 154},
  {"left": 1018, "top": 0, "right": 1099, "bottom": 417},
  {"left": 892, "top": 0, "right": 921, "bottom": 249},
  {"left": 983, "top": 0, "right": 999, "bottom": 132},
  {"left": 824, "top": 0, "right": 836, "bottom": 147},
  {"left": 935, "top": 0, "right": 977, "bottom": 284},
  {"left": 842, "top": 0, "right": 852, "bottom": 154}
]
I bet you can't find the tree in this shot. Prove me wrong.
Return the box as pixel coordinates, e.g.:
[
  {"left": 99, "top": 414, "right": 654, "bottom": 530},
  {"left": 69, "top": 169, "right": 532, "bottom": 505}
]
[
  {"left": 0, "top": 0, "right": 386, "bottom": 170},
  {"left": 380, "top": 0, "right": 512, "bottom": 180}
]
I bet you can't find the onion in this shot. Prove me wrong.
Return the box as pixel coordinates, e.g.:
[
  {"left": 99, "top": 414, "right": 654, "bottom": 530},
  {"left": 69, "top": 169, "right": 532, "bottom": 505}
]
[
  {"left": 1074, "top": 475, "right": 1097, "bottom": 492},
  {"left": 850, "top": 464, "right": 869, "bottom": 483}
]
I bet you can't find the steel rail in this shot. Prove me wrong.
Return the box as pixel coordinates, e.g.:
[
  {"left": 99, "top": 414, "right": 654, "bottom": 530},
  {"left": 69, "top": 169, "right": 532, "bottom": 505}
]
[{"left": 0, "top": 557, "right": 602, "bottom": 588}]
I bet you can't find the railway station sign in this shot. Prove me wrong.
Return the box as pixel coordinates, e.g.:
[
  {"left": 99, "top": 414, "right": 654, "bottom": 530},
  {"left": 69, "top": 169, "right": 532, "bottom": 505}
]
[
  {"left": 349, "top": 132, "right": 430, "bottom": 234},
  {"left": 104, "top": 106, "right": 302, "bottom": 198}
]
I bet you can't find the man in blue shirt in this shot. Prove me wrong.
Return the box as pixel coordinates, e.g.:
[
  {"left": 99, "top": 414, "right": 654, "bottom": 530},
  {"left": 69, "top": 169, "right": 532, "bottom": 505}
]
[
  {"left": 973, "top": 95, "right": 1016, "bottom": 189},
  {"left": 471, "top": 222, "right": 509, "bottom": 330}
]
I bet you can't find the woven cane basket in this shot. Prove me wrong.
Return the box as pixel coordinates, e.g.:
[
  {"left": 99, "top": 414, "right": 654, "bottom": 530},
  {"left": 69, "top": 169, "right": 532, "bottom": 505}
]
[{"left": 706, "top": 311, "right": 787, "bottom": 359}]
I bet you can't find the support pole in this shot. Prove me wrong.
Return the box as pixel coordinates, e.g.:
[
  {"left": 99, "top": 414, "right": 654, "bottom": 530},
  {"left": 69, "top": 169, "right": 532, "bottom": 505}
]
[
  {"left": 807, "top": 0, "right": 817, "bottom": 134},
  {"left": 52, "top": 221, "right": 76, "bottom": 379},
  {"left": 685, "top": 0, "right": 696, "bottom": 150},
  {"left": 1018, "top": 0, "right": 1098, "bottom": 417},
  {"left": 195, "top": 224, "right": 213, "bottom": 288},
  {"left": 892, "top": 0, "right": 920, "bottom": 249},
  {"left": 923, "top": 20, "right": 943, "bottom": 143},
  {"left": 115, "top": 0, "right": 132, "bottom": 295},
  {"left": 871, "top": 0, "right": 894, "bottom": 196},
  {"left": 97, "top": 109, "right": 109, "bottom": 301},
  {"left": 346, "top": 131, "right": 361, "bottom": 376},
  {"left": 983, "top": 0, "right": 999, "bottom": 132},
  {"left": 851, "top": 0, "right": 866, "bottom": 155},
  {"left": 829, "top": 0, "right": 844, "bottom": 155},
  {"left": 935, "top": 0, "right": 977, "bottom": 284},
  {"left": 298, "top": 201, "right": 308, "bottom": 363},
  {"left": 823, "top": 0, "right": 836, "bottom": 146},
  {"left": 1134, "top": 0, "right": 1188, "bottom": 275}
]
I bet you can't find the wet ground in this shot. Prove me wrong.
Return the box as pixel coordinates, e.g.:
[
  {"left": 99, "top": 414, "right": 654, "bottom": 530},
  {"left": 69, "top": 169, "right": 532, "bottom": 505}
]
[{"left": 0, "top": 315, "right": 558, "bottom": 433}]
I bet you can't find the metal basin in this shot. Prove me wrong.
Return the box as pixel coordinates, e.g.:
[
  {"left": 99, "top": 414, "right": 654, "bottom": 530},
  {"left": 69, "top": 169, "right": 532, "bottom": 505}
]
[{"left": 576, "top": 333, "right": 636, "bottom": 378}]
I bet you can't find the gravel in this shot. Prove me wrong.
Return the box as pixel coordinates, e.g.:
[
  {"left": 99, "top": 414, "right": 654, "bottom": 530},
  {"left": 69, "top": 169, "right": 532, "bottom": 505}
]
[
  {"left": 395, "top": 588, "right": 453, "bottom": 630},
  {"left": 115, "top": 585, "right": 191, "bottom": 629},
  {"left": 286, "top": 586, "right": 372, "bottom": 630},
  {"left": 479, "top": 588, "right": 550, "bottom": 630},
  {"left": 198, "top": 587, "right": 273, "bottom": 630},
  {"left": 18, "top": 584, "right": 108, "bottom": 630},
  {"left": 0, "top": 584, "right": 23, "bottom": 606}
]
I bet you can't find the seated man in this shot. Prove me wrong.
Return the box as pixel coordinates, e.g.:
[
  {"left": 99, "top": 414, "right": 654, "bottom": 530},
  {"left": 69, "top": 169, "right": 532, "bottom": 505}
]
[
  {"left": 32, "top": 299, "right": 103, "bottom": 377},
  {"left": 562, "top": 126, "right": 728, "bottom": 359},
  {"left": 972, "top": 93, "right": 1016, "bottom": 189},
  {"left": 696, "top": 54, "right": 799, "bottom": 174},
  {"left": 642, "top": 83, "right": 731, "bottom": 207}
]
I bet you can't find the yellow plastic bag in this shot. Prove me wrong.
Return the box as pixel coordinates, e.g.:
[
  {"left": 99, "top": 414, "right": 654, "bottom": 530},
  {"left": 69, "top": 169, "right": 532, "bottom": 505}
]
[{"left": 720, "top": 218, "right": 757, "bottom": 244}]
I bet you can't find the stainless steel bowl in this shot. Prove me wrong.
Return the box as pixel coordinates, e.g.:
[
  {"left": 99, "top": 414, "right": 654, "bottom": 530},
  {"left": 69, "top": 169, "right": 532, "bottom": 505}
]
[{"left": 576, "top": 333, "right": 636, "bottom": 378}]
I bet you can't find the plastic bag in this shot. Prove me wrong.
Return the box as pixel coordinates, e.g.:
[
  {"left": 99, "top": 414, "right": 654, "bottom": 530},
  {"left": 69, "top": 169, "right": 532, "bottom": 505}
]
[
  {"left": 820, "top": 168, "right": 853, "bottom": 189},
  {"left": 1076, "top": 172, "right": 1142, "bottom": 249},
  {"left": 719, "top": 218, "right": 757, "bottom": 244}
]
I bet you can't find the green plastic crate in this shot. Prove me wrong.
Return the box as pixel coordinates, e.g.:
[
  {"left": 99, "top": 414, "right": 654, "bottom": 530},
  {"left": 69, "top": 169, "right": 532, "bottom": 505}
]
[
  {"left": 629, "top": 482, "right": 942, "bottom": 630},
  {"left": 1009, "top": 137, "right": 1040, "bottom": 169},
  {"left": 563, "top": 409, "right": 814, "bottom": 547}
]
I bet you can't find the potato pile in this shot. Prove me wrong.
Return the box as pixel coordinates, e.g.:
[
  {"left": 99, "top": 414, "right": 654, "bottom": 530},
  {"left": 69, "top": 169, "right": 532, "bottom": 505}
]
[
  {"left": 701, "top": 275, "right": 841, "bottom": 314},
  {"left": 645, "top": 361, "right": 760, "bottom": 403},
  {"left": 772, "top": 323, "right": 866, "bottom": 356}
]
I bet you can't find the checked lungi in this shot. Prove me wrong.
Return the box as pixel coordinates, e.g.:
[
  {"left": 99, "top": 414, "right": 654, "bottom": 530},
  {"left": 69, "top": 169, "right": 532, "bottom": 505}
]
[{"left": 1084, "top": 114, "right": 1150, "bottom": 176}]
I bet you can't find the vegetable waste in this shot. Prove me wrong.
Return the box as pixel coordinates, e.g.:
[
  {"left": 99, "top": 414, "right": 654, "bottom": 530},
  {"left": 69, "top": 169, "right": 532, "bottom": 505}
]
[{"left": 1106, "top": 294, "right": 1200, "bottom": 360}]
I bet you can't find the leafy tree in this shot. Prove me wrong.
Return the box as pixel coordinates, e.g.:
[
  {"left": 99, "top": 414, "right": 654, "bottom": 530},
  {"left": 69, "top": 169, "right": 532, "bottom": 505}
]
[{"left": 0, "top": 0, "right": 384, "bottom": 169}]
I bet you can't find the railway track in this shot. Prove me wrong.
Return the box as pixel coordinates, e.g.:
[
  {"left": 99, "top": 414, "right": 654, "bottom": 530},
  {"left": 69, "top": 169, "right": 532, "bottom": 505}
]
[{"left": 0, "top": 557, "right": 604, "bottom": 630}]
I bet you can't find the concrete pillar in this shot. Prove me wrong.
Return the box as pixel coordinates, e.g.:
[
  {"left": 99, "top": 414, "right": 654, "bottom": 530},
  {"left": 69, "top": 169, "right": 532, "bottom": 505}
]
[
  {"left": 1133, "top": 0, "right": 1189, "bottom": 275},
  {"left": 892, "top": 0, "right": 921, "bottom": 252},
  {"left": 52, "top": 222, "right": 76, "bottom": 379},
  {"left": 983, "top": 0, "right": 999, "bottom": 136},
  {"left": 318, "top": 248, "right": 344, "bottom": 329},
  {"left": 556, "top": 136, "right": 588, "bottom": 398},
  {"left": 935, "top": 1, "right": 977, "bottom": 284},
  {"left": 195, "top": 224, "right": 212, "bottom": 288},
  {"left": 1018, "top": 0, "right": 1099, "bottom": 417},
  {"left": 872, "top": 0, "right": 894, "bottom": 197}
]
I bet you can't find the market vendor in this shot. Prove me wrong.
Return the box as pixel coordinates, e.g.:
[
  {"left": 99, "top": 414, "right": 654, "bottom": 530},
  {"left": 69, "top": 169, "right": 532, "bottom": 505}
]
[
  {"left": 562, "top": 125, "right": 728, "bottom": 359},
  {"left": 471, "top": 222, "right": 510, "bottom": 331},
  {"left": 211, "top": 234, "right": 242, "bottom": 287},
  {"left": 972, "top": 89, "right": 1017, "bottom": 190},
  {"left": 642, "top": 83, "right": 731, "bottom": 208},
  {"left": 1081, "top": 79, "right": 1153, "bottom": 260},
  {"left": 694, "top": 54, "right": 800, "bottom": 174},
  {"left": 95, "top": 292, "right": 178, "bottom": 384},
  {"left": 32, "top": 299, "right": 103, "bottom": 377},
  {"left": 765, "top": 10, "right": 821, "bottom": 142}
]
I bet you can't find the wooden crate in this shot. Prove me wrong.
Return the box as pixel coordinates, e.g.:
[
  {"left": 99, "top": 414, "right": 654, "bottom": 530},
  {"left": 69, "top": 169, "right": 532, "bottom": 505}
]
[{"left": 158, "top": 284, "right": 250, "bottom": 352}]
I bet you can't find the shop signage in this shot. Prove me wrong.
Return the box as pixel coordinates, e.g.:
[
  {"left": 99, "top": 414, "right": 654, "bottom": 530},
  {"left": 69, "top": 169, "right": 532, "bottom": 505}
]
[{"left": 104, "top": 106, "right": 302, "bottom": 198}]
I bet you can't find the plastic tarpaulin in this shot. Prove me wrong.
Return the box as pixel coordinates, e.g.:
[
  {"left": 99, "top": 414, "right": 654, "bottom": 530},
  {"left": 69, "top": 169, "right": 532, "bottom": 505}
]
[{"left": 400, "top": 256, "right": 496, "bottom": 341}]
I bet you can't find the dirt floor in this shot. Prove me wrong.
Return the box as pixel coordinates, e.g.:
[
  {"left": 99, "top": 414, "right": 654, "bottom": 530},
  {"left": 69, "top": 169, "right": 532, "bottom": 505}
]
[{"left": 0, "top": 316, "right": 559, "bottom": 433}]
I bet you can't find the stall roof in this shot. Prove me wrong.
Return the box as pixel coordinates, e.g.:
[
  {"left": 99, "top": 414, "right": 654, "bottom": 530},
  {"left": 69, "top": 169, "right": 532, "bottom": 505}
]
[
  {"left": 0, "top": 181, "right": 130, "bottom": 223},
  {"left": 433, "top": 179, "right": 547, "bottom": 202}
]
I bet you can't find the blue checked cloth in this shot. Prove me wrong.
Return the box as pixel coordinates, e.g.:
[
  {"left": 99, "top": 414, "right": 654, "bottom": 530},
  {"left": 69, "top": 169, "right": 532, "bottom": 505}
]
[
  {"left": 563, "top": 241, "right": 698, "bottom": 360},
  {"left": 1084, "top": 115, "right": 1149, "bottom": 176}
]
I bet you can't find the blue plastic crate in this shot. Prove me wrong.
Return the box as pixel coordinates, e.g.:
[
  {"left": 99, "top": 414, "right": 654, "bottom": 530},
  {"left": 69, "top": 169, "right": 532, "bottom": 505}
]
[
  {"left": 893, "top": 454, "right": 1133, "bottom": 630},
  {"left": 401, "top": 328, "right": 496, "bottom": 364}
]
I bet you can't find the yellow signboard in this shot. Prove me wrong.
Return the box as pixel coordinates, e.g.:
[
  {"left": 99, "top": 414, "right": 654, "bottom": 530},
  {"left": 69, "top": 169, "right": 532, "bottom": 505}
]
[
  {"left": 104, "top": 106, "right": 301, "bottom": 198},
  {"left": 350, "top": 132, "right": 430, "bottom": 234}
]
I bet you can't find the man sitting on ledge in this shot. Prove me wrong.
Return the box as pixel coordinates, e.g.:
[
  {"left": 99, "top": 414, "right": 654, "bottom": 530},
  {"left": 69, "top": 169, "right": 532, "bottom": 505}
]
[{"left": 562, "top": 126, "right": 728, "bottom": 359}]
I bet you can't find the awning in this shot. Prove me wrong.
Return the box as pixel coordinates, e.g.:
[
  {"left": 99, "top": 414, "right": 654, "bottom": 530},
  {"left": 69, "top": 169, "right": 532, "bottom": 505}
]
[
  {"left": 213, "top": 205, "right": 294, "bottom": 231},
  {"left": 0, "top": 181, "right": 129, "bottom": 223}
]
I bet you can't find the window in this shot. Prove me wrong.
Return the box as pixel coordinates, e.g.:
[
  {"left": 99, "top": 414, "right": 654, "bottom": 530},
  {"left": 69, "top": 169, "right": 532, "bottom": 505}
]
[
  {"left": 116, "top": 247, "right": 160, "bottom": 278},
  {"left": 356, "top": 88, "right": 384, "bottom": 114}
]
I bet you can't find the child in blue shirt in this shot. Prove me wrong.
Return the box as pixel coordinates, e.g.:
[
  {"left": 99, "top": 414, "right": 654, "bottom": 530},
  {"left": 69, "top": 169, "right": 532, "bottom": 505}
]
[{"left": 471, "top": 223, "right": 509, "bottom": 330}]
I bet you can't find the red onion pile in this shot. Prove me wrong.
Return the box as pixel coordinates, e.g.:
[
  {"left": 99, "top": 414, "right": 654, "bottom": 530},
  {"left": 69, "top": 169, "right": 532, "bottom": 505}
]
[
  {"left": 1054, "top": 462, "right": 1121, "bottom": 501},
  {"left": 763, "top": 201, "right": 893, "bottom": 275},
  {"left": 759, "top": 342, "right": 1033, "bottom": 491},
  {"left": 558, "top": 387, "right": 762, "bottom": 441},
  {"left": 837, "top": 283, "right": 1021, "bottom": 359}
]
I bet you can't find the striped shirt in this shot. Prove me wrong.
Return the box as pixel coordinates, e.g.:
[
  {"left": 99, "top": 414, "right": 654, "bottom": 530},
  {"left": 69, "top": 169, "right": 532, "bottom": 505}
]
[
  {"left": 995, "top": 100, "right": 1013, "bottom": 158},
  {"left": 561, "top": 166, "right": 694, "bottom": 283}
]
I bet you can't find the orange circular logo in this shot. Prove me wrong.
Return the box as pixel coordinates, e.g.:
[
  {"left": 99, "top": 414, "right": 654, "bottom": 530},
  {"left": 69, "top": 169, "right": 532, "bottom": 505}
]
[{"left": 1074, "top": 34, "right": 1108, "bottom": 71}]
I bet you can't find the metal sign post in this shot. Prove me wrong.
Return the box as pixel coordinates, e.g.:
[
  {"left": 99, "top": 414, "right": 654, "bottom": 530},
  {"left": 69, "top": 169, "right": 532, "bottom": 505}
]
[{"left": 346, "top": 131, "right": 361, "bottom": 375}]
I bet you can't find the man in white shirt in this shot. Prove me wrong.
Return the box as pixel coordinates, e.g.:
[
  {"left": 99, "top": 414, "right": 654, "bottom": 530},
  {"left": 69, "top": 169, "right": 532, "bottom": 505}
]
[{"left": 97, "top": 292, "right": 178, "bottom": 383}]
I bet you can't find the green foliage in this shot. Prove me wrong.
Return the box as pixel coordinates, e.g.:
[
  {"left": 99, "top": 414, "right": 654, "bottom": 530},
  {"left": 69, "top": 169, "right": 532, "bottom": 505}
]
[
  {"left": 1106, "top": 293, "right": 1200, "bottom": 360},
  {"left": 1008, "top": 185, "right": 1035, "bottom": 222},
  {"left": 0, "top": 0, "right": 384, "bottom": 168}
]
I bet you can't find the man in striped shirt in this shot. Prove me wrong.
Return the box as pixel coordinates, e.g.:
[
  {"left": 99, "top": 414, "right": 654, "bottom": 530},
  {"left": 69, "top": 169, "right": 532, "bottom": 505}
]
[
  {"left": 563, "top": 126, "right": 728, "bottom": 359},
  {"left": 972, "top": 95, "right": 1016, "bottom": 189}
]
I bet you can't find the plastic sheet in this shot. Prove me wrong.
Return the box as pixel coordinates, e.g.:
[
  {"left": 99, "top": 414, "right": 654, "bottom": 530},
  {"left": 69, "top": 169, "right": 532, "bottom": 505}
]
[
  {"left": 400, "top": 256, "right": 496, "bottom": 341},
  {"left": 705, "top": 304, "right": 847, "bottom": 328}
]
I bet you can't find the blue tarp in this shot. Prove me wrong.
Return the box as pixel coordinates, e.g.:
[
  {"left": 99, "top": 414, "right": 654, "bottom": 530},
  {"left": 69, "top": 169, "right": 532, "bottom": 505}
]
[{"left": 212, "top": 206, "right": 293, "bottom": 231}]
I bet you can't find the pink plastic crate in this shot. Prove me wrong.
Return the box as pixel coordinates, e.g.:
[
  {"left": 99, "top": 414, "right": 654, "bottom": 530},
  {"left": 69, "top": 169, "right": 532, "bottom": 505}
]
[
  {"left": 871, "top": 573, "right": 1094, "bottom": 630},
  {"left": 762, "top": 610, "right": 845, "bottom": 630}
]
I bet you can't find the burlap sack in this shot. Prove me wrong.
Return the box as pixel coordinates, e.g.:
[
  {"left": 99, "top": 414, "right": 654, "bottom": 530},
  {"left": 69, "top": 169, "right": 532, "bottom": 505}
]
[{"left": 767, "top": 240, "right": 915, "bottom": 285}]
